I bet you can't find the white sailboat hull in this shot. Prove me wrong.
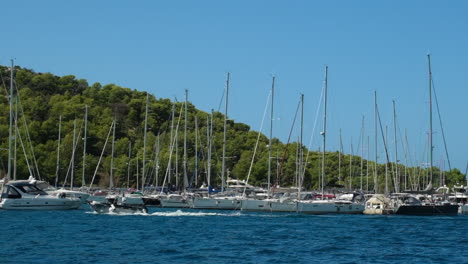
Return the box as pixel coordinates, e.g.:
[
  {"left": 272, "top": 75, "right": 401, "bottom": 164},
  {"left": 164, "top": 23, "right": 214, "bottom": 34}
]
[
  {"left": 297, "top": 200, "right": 364, "bottom": 214},
  {"left": 191, "top": 197, "right": 242, "bottom": 210},
  {"left": 160, "top": 195, "right": 190, "bottom": 208}
]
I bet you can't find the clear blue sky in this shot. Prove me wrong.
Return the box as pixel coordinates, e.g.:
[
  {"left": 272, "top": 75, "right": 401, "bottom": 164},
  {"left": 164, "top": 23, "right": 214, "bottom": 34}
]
[{"left": 2, "top": 1, "right": 468, "bottom": 173}]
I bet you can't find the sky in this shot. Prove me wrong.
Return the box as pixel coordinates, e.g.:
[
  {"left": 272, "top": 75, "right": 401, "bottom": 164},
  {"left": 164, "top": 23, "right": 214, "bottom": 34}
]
[{"left": 2, "top": 1, "right": 468, "bottom": 173}]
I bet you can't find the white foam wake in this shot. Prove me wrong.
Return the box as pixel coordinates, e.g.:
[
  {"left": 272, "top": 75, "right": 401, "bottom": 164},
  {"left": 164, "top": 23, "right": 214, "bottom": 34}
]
[{"left": 150, "top": 210, "right": 242, "bottom": 217}]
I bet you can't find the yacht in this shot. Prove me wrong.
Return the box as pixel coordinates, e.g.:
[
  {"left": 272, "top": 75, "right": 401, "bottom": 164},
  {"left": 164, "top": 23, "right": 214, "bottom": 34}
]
[
  {"left": 386, "top": 193, "right": 459, "bottom": 216},
  {"left": 0, "top": 178, "right": 81, "bottom": 210},
  {"left": 297, "top": 192, "right": 365, "bottom": 214},
  {"left": 36, "top": 181, "right": 90, "bottom": 204}
]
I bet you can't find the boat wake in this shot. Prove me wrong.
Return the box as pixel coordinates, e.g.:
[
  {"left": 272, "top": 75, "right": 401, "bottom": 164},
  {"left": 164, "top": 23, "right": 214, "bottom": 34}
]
[{"left": 150, "top": 210, "right": 242, "bottom": 217}]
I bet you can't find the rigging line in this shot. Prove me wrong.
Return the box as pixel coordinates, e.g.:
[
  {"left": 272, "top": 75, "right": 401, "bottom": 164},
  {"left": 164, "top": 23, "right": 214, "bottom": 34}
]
[
  {"left": 217, "top": 87, "right": 225, "bottom": 112},
  {"left": 62, "top": 119, "right": 85, "bottom": 188},
  {"left": 160, "top": 104, "right": 184, "bottom": 195},
  {"left": 275, "top": 96, "right": 302, "bottom": 187},
  {"left": 242, "top": 90, "right": 271, "bottom": 197},
  {"left": 300, "top": 82, "right": 324, "bottom": 184},
  {"left": 14, "top": 80, "right": 42, "bottom": 180},
  {"left": 89, "top": 120, "right": 115, "bottom": 189},
  {"left": 376, "top": 104, "right": 397, "bottom": 192},
  {"left": 16, "top": 125, "right": 34, "bottom": 178},
  {"left": 431, "top": 78, "right": 451, "bottom": 171}
]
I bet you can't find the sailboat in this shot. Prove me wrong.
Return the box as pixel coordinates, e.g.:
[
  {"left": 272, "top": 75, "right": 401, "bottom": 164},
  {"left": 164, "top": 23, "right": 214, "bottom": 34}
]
[
  {"left": 0, "top": 60, "right": 81, "bottom": 210},
  {"left": 297, "top": 66, "right": 364, "bottom": 214},
  {"left": 160, "top": 91, "right": 191, "bottom": 208},
  {"left": 385, "top": 55, "right": 458, "bottom": 216},
  {"left": 191, "top": 73, "right": 243, "bottom": 210}
]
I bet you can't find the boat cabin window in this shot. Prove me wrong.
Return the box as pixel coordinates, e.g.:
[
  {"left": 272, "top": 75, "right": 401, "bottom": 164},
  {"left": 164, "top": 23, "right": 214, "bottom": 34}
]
[
  {"left": 15, "top": 184, "right": 47, "bottom": 195},
  {"left": 1, "top": 186, "right": 22, "bottom": 199}
]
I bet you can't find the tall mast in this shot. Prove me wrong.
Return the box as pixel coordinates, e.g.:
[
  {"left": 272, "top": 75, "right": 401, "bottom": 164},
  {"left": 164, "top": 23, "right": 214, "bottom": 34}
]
[
  {"left": 154, "top": 135, "right": 160, "bottom": 187},
  {"left": 207, "top": 111, "right": 213, "bottom": 189},
  {"left": 366, "top": 136, "right": 370, "bottom": 192},
  {"left": 374, "top": 91, "right": 378, "bottom": 194},
  {"left": 349, "top": 142, "right": 353, "bottom": 190},
  {"left": 338, "top": 128, "right": 343, "bottom": 183},
  {"left": 142, "top": 93, "right": 149, "bottom": 191},
  {"left": 183, "top": 89, "right": 188, "bottom": 191},
  {"left": 13, "top": 99, "right": 17, "bottom": 180},
  {"left": 55, "top": 115, "right": 62, "bottom": 188},
  {"left": 360, "top": 116, "right": 365, "bottom": 191},
  {"left": 194, "top": 116, "right": 198, "bottom": 187},
  {"left": 110, "top": 119, "right": 115, "bottom": 189},
  {"left": 393, "top": 100, "right": 399, "bottom": 192},
  {"left": 268, "top": 76, "right": 275, "bottom": 197},
  {"left": 299, "top": 93, "right": 304, "bottom": 196},
  {"left": 427, "top": 54, "right": 434, "bottom": 185},
  {"left": 321, "top": 66, "right": 328, "bottom": 199},
  {"left": 222, "top": 73, "right": 230, "bottom": 191},
  {"left": 385, "top": 125, "right": 389, "bottom": 195},
  {"left": 71, "top": 118, "right": 77, "bottom": 190},
  {"left": 127, "top": 142, "right": 132, "bottom": 189},
  {"left": 82, "top": 105, "right": 88, "bottom": 187},
  {"left": 7, "top": 60, "right": 14, "bottom": 181}
]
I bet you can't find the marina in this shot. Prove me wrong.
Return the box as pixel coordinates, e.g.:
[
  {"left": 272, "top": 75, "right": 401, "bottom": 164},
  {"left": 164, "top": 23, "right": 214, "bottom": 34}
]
[{"left": 2, "top": 1, "right": 468, "bottom": 263}]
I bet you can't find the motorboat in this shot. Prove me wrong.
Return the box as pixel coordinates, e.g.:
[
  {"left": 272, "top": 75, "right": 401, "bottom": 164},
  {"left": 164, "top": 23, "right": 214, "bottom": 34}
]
[
  {"left": 88, "top": 195, "right": 148, "bottom": 214},
  {"left": 0, "top": 178, "right": 81, "bottom": 210},
  {"left": 35, "top": 181, "right": 90, "bottom": 204}
]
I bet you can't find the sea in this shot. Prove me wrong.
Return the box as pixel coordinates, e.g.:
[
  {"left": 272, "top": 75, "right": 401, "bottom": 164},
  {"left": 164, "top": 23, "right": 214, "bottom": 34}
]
[{"left": 1, "top": 206, "right": 467, "bottom": 264}]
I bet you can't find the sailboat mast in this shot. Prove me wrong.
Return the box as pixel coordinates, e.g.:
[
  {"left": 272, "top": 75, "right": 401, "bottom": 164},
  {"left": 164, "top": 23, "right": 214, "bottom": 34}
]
[
  {"left": 194, "top": 116, "right": 198, "bottom": 187},
  {"left": 7, "top": 60, "right": 14, "bottom": 181},
  {"left": 360, "top": 116, "right": 364, "bottom": 190},
  {"left": 110, "top": 119, "right": 115, "bottom": 189},
  {"left": 268, "top": 76, "right": 275, "bottom": 197},
  {"left": 55, "top": 116, "right": 62, "bottom": 188},
  {"left": 207, "top": 111, "right": 213, "bottom": 188},
  {"left": 82, "top": 105, "right": 88, "bottom": 187},
  {"left": 142, "top": 93, "right": 149, "bottom": 191},
  {"left": 374, "top": 91, "right": 378, "bottom": 194},
  {"left": 71, "top": 118, "right": 77, "bottom": 190},
  {"left": 154, "top": 135, "right": 160, "bottom": 187},
  {"left": 127, "top": 142, "right": 132, "bottom": 189},
  {"left": 427, "top": 54, "right": 434, "bottom": 185},
  {"left": 222, "top": 73, "right": 230, "bottom": 192},
  {"left": 183, "top": 89, "right": 188, "bottom": 191},
  {"left": 299, "top": 93, "right": 304, "bottom": 197},
  {"left": 321, "top": 66, "right": 328, "bottom": 198},
  {"left": 393, "top": 100, "right": 399, "bottom": 192},
  {"left": 366, "top": 136, "right": 370, "bottom": 192},
  {"left": 385, "top": 125, "right": 389, "bottom": 194},
  {"left": 338, "top": 128, "right": 342, "bottom": 183}
]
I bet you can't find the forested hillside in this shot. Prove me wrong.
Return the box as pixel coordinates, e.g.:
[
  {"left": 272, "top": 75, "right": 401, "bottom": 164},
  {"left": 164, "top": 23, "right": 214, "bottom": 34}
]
[{"left": 0, "top": 65, "right": 464, "bottom": 191}]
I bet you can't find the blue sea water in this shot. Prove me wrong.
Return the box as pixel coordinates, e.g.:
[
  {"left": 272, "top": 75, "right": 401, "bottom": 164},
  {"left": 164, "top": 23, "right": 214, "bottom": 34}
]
[{"left": 1, "top": 206, "right": 467, "bottom": 264}]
